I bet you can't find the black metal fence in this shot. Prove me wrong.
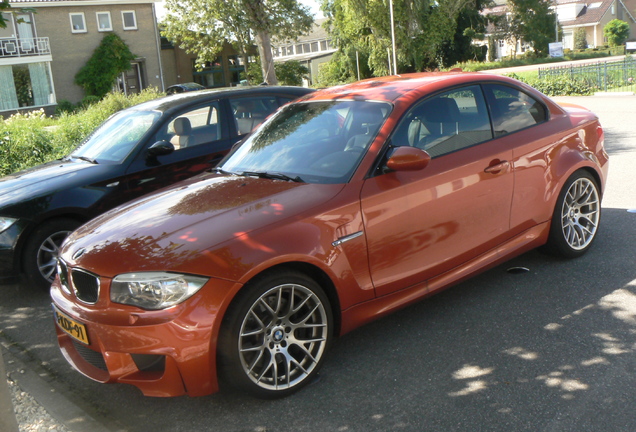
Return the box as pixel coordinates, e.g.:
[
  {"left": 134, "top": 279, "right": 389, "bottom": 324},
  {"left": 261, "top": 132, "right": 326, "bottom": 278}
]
[{"left": 538, "top": 56, "right": 636, "bottom": 93}]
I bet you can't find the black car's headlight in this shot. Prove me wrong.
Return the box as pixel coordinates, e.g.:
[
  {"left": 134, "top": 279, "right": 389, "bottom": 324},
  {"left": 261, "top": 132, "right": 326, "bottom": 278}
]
[
  {"left": 0, "top": 217, "right": 17, "bottom": 234},
  {"left": 111, "top": 272, "right": 209, "bottom": 310}
]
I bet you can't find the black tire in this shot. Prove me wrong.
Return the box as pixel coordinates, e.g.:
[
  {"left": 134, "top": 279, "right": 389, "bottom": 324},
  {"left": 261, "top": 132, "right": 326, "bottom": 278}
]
[
  {"left": 543, "top": 171, "right": 601, "bottom": 258},
  {"left": 23, "top": 218, "right": 80, "bottom": 291},
  {"left": 218, "top": 270, "right": 333, "bottom": 398}
]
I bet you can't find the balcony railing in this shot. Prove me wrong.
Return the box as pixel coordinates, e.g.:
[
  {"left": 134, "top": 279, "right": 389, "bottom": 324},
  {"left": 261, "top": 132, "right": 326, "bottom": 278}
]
[{"left": 0, "top": 37, "right": 51, "bottom": 58}]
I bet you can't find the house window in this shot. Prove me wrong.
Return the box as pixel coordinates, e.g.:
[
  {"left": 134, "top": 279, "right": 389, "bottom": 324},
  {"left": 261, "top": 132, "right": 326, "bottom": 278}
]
[
  {"left": 122, "top": 11, "right": 137, "bottom": 30},
  {"left": 192, "top": 57, "right": 224, "bottom": 88},
  {"left": 0, "top": 62, "right": 55, "bottom": 111},
  {"left": 96, "top": 12, "right": 112, "bottom": 32},
  {"left": 69, "top": 13, "right": 87, "bottom": 33}
]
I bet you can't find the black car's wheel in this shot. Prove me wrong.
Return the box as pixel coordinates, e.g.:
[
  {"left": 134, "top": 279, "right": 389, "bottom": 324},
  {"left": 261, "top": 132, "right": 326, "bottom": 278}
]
[
  {"left": 544, "top": 171, "right": 601, "bottom": 258},
  {"left": 23, "top": 218, "right": 80, "bottom": 290},
  {"left": 219, "top": 271, "right": 333, "bottom": 398}
]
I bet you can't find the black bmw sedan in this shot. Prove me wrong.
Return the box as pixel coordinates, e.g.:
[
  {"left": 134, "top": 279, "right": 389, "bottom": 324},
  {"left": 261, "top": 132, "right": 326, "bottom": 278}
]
[{"left": 0, "top": 86, "right": 313, "bottom": 289}]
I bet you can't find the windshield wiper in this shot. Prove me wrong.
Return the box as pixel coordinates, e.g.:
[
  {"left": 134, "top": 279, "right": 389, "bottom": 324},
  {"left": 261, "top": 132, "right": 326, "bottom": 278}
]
[
  {"left": 212, "top": 167, "right": 236, "bottom": 175},
  {"left": 240, "top": 171, "right": 304, "bottom": 183},
  {"left": 71, "top": 155, "right": 98, "bottom": 164}
]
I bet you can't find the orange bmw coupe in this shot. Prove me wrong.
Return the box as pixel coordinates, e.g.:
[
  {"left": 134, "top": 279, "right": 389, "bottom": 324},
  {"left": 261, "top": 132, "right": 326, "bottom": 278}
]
[{"left": 51, "top": 72, "right": 608, "bottom": 399}]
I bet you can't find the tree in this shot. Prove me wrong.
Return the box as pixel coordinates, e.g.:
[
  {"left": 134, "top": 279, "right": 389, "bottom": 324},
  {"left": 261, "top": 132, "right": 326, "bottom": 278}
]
[
  {"left": 0, "top": 0, "right": 10, "bottom": 28},
  {"left": 321, "top": 0, "right": 472, "bottom": 76},
  {"left": 1, "top": 1, "right": 37, "bottom": 29},
  {"left": 517, "top": 0, "right": 557, "bottom": 57},
  {"left": 573, "top": 27, "right": 587, "bottom": 50},
  {"left": 438, "top": 0, "right": 489, "bottom": 67},
  {"left": 604, "top": 19, "right": 629, "bottom": 47},
  {"left": 162, "top": 0, "right": 313, "bottom": 85},
  {"left": 488, "top": 35, "right": 497, "bottom": 62},
  {"left": 75, "top": 34, "right": 136, "bottom": 98},
  {"left": 247, "top": 59, "right": 309, "bottom": 86},
  {"left": 492, "top": 0, "right": 556, "bottom": 58}
]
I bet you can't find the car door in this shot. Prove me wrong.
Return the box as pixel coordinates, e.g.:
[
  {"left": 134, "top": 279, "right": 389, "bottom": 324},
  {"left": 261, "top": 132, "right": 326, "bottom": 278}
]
[
  {"left": 481, "top": 83, "right": 552, "bottom": 236},
  {"left": 121, "top": 100, "right": 233, "bottom": 200},
  {"left": 360, "top": 84, "right": 515, "bottom": 297}
]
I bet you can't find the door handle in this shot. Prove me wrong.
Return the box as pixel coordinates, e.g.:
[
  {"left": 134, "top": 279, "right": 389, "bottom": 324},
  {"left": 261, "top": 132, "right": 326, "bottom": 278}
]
[{"left": 484, "top": 160, "right": 509, "bottom": 175}]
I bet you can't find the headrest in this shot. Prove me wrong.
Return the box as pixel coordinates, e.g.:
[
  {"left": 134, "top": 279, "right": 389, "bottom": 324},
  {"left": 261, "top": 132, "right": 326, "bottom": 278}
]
[
  {"left": 356, "top": 104, "right": 386, "bottom": 126},
  {"left": 174, "top": 117, "right": 192, "bottom": 135},
  {"left": 420, "top": 98, "right": 461, "bottom": 123}
]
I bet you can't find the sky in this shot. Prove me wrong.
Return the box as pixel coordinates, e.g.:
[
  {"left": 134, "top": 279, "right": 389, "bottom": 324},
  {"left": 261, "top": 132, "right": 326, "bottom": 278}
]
[
  {"left": 299, "top": 0, "right": 323, "bottom": 17},
  {"left": 156, "top": 1, "right": 324, "bottom": 20}
]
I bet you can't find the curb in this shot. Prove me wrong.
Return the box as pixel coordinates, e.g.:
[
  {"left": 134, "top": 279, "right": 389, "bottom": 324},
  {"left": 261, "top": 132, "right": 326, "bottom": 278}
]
[
  {"left": 1, "top": 341, "right": 114, "bottom": 432},
  {"left": 594, "top": 91, "right": 635, "bottom": 96}
]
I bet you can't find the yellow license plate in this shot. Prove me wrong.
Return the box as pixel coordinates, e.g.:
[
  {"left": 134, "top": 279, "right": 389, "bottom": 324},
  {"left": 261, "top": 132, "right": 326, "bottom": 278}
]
[{"left": 53, "top": 305, "right": 89, "bottom": 345}]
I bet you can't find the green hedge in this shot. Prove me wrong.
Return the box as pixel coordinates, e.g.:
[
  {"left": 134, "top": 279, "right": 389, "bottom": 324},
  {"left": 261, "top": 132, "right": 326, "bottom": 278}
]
[
  {"left": 507, "top": 73, "right": 593, "bottom": 96},
  {"left": 0, "top": 89, "right": 163, "bottom": 177},
  {"left": 450, "top": 47, "right": 624, "bottom": 72}
]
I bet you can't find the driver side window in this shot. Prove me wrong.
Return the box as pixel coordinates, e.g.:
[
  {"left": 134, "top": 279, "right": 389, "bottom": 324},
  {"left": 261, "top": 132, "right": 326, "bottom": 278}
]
[
  {"left": 391, "top": 85, "right": 492, "bottom": 158},
  {"left": 157, "top": 102, "right": 222, "bottom": 150}
]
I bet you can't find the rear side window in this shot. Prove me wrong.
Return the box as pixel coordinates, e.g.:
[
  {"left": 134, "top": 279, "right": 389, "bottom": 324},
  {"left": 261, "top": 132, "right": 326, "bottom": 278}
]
[{"left": 484, "top": 84, "right": 547, "bottom": 137}]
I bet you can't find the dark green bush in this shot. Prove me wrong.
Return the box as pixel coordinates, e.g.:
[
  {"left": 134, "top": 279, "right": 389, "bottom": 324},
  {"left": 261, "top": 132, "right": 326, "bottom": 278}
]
[
  {"left": 75, "top": 34, "right": 136, "bottom": 98},
  {"left": 55, "top": 100, "right": 76, "bottom": 116},
  {"left": 79, "top": 95, "right": 101, "bottom": 109}
]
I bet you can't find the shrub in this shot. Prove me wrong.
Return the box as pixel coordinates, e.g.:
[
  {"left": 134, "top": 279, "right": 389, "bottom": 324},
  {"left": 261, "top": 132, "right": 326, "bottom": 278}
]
[
  {"left": 604, "top": 20, "right": 629, "bottom": 47},
  {"left": 75, "top": 33, "right": 136, "bottom": 98},
  {"left": 0, "top": 88, "right": 163, "bottom": 177},
  {"left": 507, "top": 73, "right": 593, "bottom": 96},
  {"left": 574, "top": 28, "right": 588, "bottom": 50},
  {"left": 246, "top": 59, "right": 309, "bottom": 86},
  {"left": 55, "top": 100, "right": 76, "bottom": 116}
]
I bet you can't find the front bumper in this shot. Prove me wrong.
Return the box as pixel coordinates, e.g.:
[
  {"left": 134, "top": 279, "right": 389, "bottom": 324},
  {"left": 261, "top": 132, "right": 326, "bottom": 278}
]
[{"left": 50, "top": 275, "right": 238, "bottom": 397}]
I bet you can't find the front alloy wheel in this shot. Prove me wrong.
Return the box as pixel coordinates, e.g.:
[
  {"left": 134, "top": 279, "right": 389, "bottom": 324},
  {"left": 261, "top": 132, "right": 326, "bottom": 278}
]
[
  {"left": 37, "top": 230, "right": 72, "bottom": 283},
  {"left": 24, "top": 218, "right": 79, "bottom": 290},
  {"left": 220, "top": 271, "right": 332, "bottom": 398}
]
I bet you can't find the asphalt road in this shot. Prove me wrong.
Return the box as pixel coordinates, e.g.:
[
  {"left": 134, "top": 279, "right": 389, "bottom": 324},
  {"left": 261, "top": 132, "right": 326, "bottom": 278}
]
[{"left": 2, "top": 95, "right": 636, "bottom": 432}]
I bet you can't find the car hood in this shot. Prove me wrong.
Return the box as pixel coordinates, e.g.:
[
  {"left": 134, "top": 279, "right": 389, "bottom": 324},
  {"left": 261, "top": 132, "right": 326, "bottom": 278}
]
[
  {"left": 62, "top": 173, "right": 346, "bottom": 276},
  {"left": 0, "top": 159, "right": 96, "bottom": 202}
]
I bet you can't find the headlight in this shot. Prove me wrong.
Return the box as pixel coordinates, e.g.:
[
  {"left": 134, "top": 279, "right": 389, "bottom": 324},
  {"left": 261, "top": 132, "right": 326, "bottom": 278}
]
[
  {"left": 111, "top": 272, "right": 209, "bottom": 310},
  {"left": 0, "top": 217, "right": 17, "bottom": 234}
]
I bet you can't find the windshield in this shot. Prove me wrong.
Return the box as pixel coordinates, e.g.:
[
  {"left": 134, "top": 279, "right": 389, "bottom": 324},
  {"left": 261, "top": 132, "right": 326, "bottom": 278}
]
[
  {"left": 220, "top": 100, "right": 391, "bottom": 184},
  {"left": 71, "top": 110, "right": 161, "bottom": 163}
]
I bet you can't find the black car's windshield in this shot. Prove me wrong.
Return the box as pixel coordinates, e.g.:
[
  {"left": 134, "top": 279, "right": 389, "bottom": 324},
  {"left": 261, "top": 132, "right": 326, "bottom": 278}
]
[
  {"left": 71, "top": 110, "right": 161, "bottom": 164},
  {"left": 220, "top": 100, "right": 391, "bottom": 184}
]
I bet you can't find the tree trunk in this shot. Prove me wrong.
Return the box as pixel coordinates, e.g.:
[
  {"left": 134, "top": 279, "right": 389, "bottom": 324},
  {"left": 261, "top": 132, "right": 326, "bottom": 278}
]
[
  {"left": 255, "top": 30, "right": 278, "bottom": 85},
  {"left": 241, "top": 51, "right": 250, "bottom": 84}
]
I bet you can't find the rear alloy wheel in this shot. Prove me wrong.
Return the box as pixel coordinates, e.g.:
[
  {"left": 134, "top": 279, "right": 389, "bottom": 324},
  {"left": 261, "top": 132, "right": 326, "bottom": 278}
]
[
  {"left": 220, "top": 271, "right": 332, "bottom": 398},
  {"left": 545, "top": 171, "right": 601, "bottom": 258},
  {"left": 24, "top": 219, "right": 79, "bottom": 290}
]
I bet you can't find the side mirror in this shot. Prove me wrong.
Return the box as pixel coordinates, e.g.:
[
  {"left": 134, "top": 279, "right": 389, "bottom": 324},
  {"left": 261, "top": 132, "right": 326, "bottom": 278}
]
[
  {"left": 147, "top": 141, "right": 175, "bottom": 158},
  {"left": 386, "top": 146, "right": 431, "bottom": 172}
]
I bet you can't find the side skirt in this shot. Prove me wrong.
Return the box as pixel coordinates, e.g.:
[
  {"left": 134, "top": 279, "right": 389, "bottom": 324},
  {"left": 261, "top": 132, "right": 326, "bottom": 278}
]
[{"left": 339, "top": 222, "right": 550, "bottom": 336}]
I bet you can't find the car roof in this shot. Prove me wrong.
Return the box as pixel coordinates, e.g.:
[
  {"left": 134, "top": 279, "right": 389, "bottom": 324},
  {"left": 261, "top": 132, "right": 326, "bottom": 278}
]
[
  {"left": 130, "top": 86, "right": 314, "bottom": 113},
  {"left": 305, "top": 71, "right": 514, "bottom": 103},
  {"left": 167, "top": 82, "right": 204, "bottom": 90}
]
